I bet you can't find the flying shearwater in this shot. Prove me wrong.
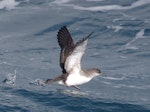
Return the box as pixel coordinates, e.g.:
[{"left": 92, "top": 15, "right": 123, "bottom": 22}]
[{"left": 45, "top": 26, "right": 101, "bottom": 89}]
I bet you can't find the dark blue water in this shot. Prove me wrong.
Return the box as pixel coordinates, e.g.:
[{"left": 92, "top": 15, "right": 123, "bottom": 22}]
[
  {"left": 0, "top": 0, "right": 150, "bottom": 112},
  {"left": 0, "top": 87, "right": 149, "bottom": 112}
]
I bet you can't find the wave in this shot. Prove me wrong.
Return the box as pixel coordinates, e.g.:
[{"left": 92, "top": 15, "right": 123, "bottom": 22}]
[
  {"left": 51, "top": 0, "right": 150, "bottom": 11},
  {"left": 118, "top": 29, "right": 146, "bottom": 52},
  {"left": 0, "top": 0, "right": 30, "bottom": 10},
  {"left": 103, "top": 76, "right": 125, "bottom": 81},
  {"left": 107, "top": 25, "right": 123, "bottom": 32},
  {"left": 113, "top": 84, "right": 150, "bottom": 90},
  {"left": 51, "top": 0, "right": 70, "bottom": 5},
  {"left": 86, "top": 0, "right": 104, "bottom": 1},
  {"left": 124, "top": 29, "right": 145, "bottom": 50},
  {"left": 1, "top": 0, "right": 150, "bottom": 11},
  {"left": 0, "top": 0, "right": 19, "bottom": 10},
  {"left": 2, "top": 0, "right": 150, "bottom": 11},
  {"left": 1, "top": 87, "right": 149, "bottom": 112}
]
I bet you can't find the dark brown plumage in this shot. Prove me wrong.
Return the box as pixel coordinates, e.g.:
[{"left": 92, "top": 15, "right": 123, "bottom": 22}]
[{"left": 57, "top": 26, "right": 75, "bottom": 73}]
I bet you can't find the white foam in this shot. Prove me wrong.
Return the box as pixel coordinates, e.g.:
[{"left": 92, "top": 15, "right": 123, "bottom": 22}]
[
  {"left": 51, "top": 0, "right": 70, "bottom": 5},
  {"left": 113, "top": 84, "right": 150, "bottom": 89},
  {"left": 104, "top": 76, "right": 125, "bottom": 81},
  {"left": 131, "top": 0, "right": 150, "bottom": 9},
  {"left": 0, "top": 0, "right": 19, "bottom": 10},
  {"left": 107, "top": 25, "right": 123, "bottom": 32},
  {"left": 86, "top": 0, "right": 104, "bottom": 1},
  {"left": 101, "top": 81, "right": 112, "bottom": 85},
  {"left": 135, "top": 29, "right": 145, "bottom": 39},
  {"left": 72, "top": 4, "right": 124, "bottom": 11},
  {"left": 124, "top": 45, "right": 138, "bottom": 50},
  {"left": 51, "top": 0, "right": 150, "bottom": 11},
  {"left": 117, "top": 29, "right": 146, "bottom": 51},
  {"left": 125, "top": 29, "right": 145, "bottom": 49},
  {"left": 78, "top": 0, "right": 150, "bottom": 11},
  {"left": 62, "top": 89, "right": 87, "bottom": 96}
]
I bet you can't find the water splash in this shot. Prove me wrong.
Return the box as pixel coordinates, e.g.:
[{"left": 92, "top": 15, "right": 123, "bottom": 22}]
[
  {"left": 29, "top": 79, "right": 46, "bottom": 86},
  {"left": 3, "top": 70, "right": 17, "bottom": 86}
]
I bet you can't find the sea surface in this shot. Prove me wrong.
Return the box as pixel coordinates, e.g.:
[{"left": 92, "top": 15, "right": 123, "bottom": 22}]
[{"left": 0, "top": 0, "right": 150, "bottom": 112}]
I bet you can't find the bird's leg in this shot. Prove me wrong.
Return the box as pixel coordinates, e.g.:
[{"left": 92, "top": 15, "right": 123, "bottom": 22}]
[
  {"left": 64, "top": 83, "right": 80, "bottom": 90},
  {"left": 72, "top": 85, "right": 80, "bottom": 90}
]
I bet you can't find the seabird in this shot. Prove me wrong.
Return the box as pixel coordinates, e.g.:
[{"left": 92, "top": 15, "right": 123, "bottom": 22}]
[{"left": 45, "top": 26, "right": 102, "bottom": 89}]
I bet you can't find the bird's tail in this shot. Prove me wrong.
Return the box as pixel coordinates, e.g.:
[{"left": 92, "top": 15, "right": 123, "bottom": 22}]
[
  {"left": 45, "top": 79, "right": 55, "bottom": 84},
  {"left": 45, "top": 74, "right": 66, "bottom": 84}
]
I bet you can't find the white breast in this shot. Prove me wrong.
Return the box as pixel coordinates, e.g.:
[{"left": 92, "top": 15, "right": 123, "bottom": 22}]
[{"left": 65, "top": 74, "right": 91, "bottom": 86}]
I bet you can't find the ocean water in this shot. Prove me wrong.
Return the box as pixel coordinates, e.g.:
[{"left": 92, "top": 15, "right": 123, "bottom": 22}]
[{"left": 0, "top": 0, "right": 150, "bottom": 112}]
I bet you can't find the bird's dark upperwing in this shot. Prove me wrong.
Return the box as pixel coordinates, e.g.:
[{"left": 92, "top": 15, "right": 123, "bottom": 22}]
[{"left": 57, "top": 26, "right": 75, "bottom": 73}]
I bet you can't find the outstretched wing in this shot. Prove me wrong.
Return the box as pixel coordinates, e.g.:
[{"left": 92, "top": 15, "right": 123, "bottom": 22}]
[
  {"left": 65, "top": 32, "right": 94, "bottom": 73},
  {"left": 57, "top": 26, "right": 75, "bottom": 73}
]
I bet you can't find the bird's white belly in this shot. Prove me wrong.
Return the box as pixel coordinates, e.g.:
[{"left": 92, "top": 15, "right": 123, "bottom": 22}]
[{"left": 65, "top": 74, "right": 91, "bottom": 86}]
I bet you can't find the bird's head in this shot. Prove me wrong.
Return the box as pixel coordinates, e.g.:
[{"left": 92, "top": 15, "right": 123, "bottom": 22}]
[
  {"left": 92, "top": 68, "right": 101, "bottom": 76},
  {"left": 92, "top": 68, "right": 107, "bottom": 77}
]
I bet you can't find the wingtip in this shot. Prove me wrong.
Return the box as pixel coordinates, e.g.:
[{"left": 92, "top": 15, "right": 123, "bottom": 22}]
[
  {"left": 57, "top": 25, "right": 74, "bottom": 47},
  {"left": 85, "top": 31, "right": 94, "bottom": 40},
  {"left": 59, "top": 25, "right": 67, "bottom": 31},
  {"left": 58, "top": 26, "right": 67, "bottom": 33}
]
